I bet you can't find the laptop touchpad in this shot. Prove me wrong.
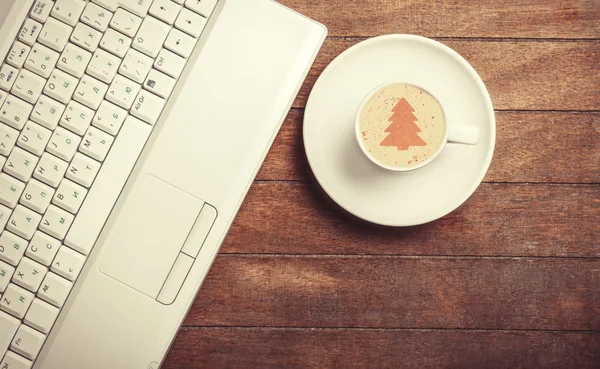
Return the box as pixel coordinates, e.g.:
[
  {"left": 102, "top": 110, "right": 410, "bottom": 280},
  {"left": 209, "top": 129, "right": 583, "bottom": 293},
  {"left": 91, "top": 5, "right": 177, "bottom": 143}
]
[{"left": 99, "top": 175, "right": 203, "bottom": 299}]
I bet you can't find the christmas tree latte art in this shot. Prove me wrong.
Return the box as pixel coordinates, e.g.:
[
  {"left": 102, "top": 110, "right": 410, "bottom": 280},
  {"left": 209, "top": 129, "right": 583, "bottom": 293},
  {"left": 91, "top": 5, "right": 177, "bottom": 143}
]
[{"left": 358, "top": 83, "right": 445, "bottom": 170}]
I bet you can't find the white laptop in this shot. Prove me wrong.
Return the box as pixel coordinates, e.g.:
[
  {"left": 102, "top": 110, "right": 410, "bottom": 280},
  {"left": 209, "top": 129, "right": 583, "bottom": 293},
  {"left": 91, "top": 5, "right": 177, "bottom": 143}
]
[{"left": 0, "top": 1, "right": 326, "bottom": 368}]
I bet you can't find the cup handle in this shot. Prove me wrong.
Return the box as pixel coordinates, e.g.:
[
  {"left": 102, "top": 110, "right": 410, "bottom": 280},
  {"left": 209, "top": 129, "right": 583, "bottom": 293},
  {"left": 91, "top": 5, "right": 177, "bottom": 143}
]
[{"left": 447, "top": 126, "right": 480, "bottom": 145}]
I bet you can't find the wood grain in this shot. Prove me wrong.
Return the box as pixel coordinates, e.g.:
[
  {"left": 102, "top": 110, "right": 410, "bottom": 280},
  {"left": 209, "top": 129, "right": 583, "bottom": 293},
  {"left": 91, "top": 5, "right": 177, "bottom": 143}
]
[
  {"left": 184, "top": 256, "right": 600, "bottom": 330},
  {"left": 279, "top": 0, "right": 600, "bottom": 39},
  {"left": 165, "top": 328, "right": 600, "bottom": 368},
  {"left": 257, "top": 111, "right": 600, "bottom": 183},
  {"left": 294, "top": 40, "right": 600, "bottom": 110},
  {"left": 222, "top": 183, "right": 600, "bottom": 257}
]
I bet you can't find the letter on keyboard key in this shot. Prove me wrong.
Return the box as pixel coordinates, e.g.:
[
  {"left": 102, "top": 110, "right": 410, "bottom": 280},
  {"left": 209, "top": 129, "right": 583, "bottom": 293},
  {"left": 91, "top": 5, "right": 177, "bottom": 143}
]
[
  {"left": 1, "top": 283, "right": 34, "bottom": 318},
  {"left": 60, "top": 100, "right": 94, "bottom": 135},
  {"left": 25, "top": 231, "right": 61, "bottom": 267},
  {"left": 40, "top": 205, "right": 73, "bottom": 240},
  {"left": 0, "top": 232, "right": 28, "bottom": 266},
  {"left": 66, "top": 153, "right": 100, "bottom": 188},
  {"left": 70, "top": 23, "right": 102, "bottom": 53},
  {"left": 0, "top": 349, "right": 32, "bottom": 369},
  {"left": 131, "top": 89, "right": 166, "bottom": 125},
  {"left": 31, "top": 95, "right": 66, "bottom": 131},
  {"left": 0, "top": 173, "right": 26, "bottom": 209},
  {"left": 81, "top": 2, "right": 113, "bottom": 32},
  {"left": 79, "top": 126, "right": 114, "bottom": 161},
  {"left": 53, "top": 179, "right": 87, "bottom": 213},
  {"left": 0, "top": 260, "right": 15, "bottom": 292},
  {"left": 7, "top": 205, "right": 42, "bottom": 240},
  {"left": 11, "top": 324, "right": 46, "bottom": 360},
  {"left": 65, "top": 116, "right": 151, "bottom": 255},
  {"left": 57, "top": 43, "right": 93, "bottom": 78},
  {"left": 0, "top": 311, "right": 20, "bottom": 356},
  {"left": 12, "top": 257, "right": 47, "bottom": 293},
  {"left": 4, "top": 147, "right": 39, "bottom": 182},
  {"left": 100, "top": 28, "right": 132, "bottom": 58},
  {"left": 20, "top": 179, "right": 55, "bottom": 214},
  {"left": 24, "top": 298, "right": 59, "bottom": 334},
  {"left": 44, "top": 69, "right": 78, "bottom": 104},
  {"left": 46, "top": 126, "right": 81, "bottom": 162},
  {"left": 73, "top": 75, "right": 109, "bottom": 110},
  {"left": 18, "top": 121, "right": 52, "bottom": 156},
  {"left": 34, "top": 153, "right": 68, "bottom": 188},
  {"left": 38, "top": 272, "right": 72, "bottom": 307}
]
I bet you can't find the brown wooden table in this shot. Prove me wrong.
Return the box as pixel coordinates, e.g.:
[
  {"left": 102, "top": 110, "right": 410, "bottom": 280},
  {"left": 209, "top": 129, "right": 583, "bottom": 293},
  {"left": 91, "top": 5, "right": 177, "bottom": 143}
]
[{"left": 164, "top": 1, "right": 600, "bottom": 367}]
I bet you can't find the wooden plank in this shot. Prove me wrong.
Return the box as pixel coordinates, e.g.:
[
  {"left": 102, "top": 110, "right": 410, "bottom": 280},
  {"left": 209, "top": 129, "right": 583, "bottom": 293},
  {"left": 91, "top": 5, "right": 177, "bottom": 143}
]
[
  {"left": 295, "top": 40, "right": 600, "bottom": 110},
  {"left": 164, "top": 328, "right": 600, "bottom": 368},
  {"left": 257, "top": 111, "right": 600, "bottom": 183},
  {"left": 279, "top": 0, "right": 600, "bottom": 39},
  {"left": 222, "top": 183, "right": 600, "bottom": 257},
  {"left": 185, "top": 257, "right": 600, "bottom": 330}
]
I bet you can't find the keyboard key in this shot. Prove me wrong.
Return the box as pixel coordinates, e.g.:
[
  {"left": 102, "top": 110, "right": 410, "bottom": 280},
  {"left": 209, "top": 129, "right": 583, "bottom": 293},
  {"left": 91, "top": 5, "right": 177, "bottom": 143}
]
[
  {"left": 66, "top": 153, "right": 100, "bottom": 188},
  {"left": 11, "top": 69, "right": 45, "bottom": 104},
  {"left": 24, "top": 43, "right": 59, "bottom": 79},
  {"left": 0, "top": 123, "right": 19, "bottom": 156},
  {"left": 150, "top": 0, "right": 182, "bottom": 24},
  {"left": 12, "top": 257, "right": 47, "bottom": 292},
  {"left": 4, "top": 148, "right": 39, "bottom": 182},
  {"left": 33, "top": 153, "right": 68, "bottom": 188},
  {"left": 100, "top": 28, "right": 132, "bottom": 58},
  {"left": 11, "top": 324, "right": 46, "bottom": 360},
  {"left": 31, "top": 95, "right": 65, "bottom": 130},
  {"left": 132, "top": 16, "right": 171, "bottom": 58},
  {"left": 7, "top": 205, "right": 42, "bottom": 240},
  {"left": 185, "top": 0, "right": 217, "bottom": 17},
  {"left": 106, "top": 74, "right": 140, "bottom": 109},
  {"left": 0, "top": 284, "right": 34, "bottom": 318},
  {"left": 131, "top": 89, "right": 166, "bottom": 124},
  {"left": 60, "top": 100, "right": 94, "bottom": 135},
  {"left": 155, "top": 48, "right": 185, "bottom": 78},
  {"left": 25, "top": 231, "right": 61, "bottom": 266},
  {"left": 0, "top": 64, "right": 19, "bottom": 91},
  {"left": 37, "top": 272, "right": 72, "bottom": 307},
  {"left": 110, "top": 8, "right": 142, "bottom": 37},
  {"left": 144, "top": 69, "right": 175, "bottom": 98},
  {"left": 18, "top": 121, "right": 52, "bottom": 156},
  {"left": 0, "top": 204, "right": 11, "bottom": 230},
  {"left": 38, "top": 17, "right": 73, "bottom": 52},
  {"left": 18, "top": 18, "right": 43, "bottom": 46},
  {"left": 20, "top": 179, "right": 55, "bottom": 214},
  {"left": 70, "top": 23, "right": 101, "bottom": 52},
  {"left": 118, "top": 48, "right": 153, "bottom": 83},
  {"left": 7, "top": 42, "right": 31, "bottom": 69},
  {"left": 92, "top": 0, "right": 119, "bottom": 12},
  {"left": 0, "top": 95, "right": 33, "bottom": 130},
  {"left": 0, "top": 232, "right": 27, "bottom": 266},
  {"left": 81, "top": 2, "right": 114, "bottom": 31},
  {"left": 65, "top": 116, "right": 151, "bottom": 254},
  {"left": 44, "top": 69, "right": 78, "bottom": 104},
  {"left": 86, "top": 49, "right": 121, "bottom": 83},
  {"left": 40, "top": 205, "right": 73, "bottom": 240},
  {"left": 165, "top": 28, "right": 196, "bottom": 58},
  {"left": 73, "top": 75, "right": 108, "bottom": 110},
  {"left": 0, "top": 311, "right": 20, "bottom": 356},
  {"left": 47, "top": 127, "right": 81, "bottom": 162},
  {"left": 0, "top": 91, "right": 6, "bottom": 111},
  {"left": 24, "top": 298, "right": 59, "bottom": 334},
  {"left": 92, "top": 100, "right": 127, "bottom": 135},
  {"left": 30, "top": 0, "right": 55, "bottom": 23},
  {"left": 0, "top": 349, "right": 32, "bottom": 369},
  {"left": 175, "top": 7, "right": 207, "bottom": 38},
  {"left": 51, "top": 246, "right": 85, "bottom": 281},
  {"left": 0, "top": 260, "right": 15, "bottom": 292},
  {"left": 79, "top": 126, "right": 114, "bottom": 161},
  {"left": 51, "top": 0, "right": 86, "bottom": 26},
  {"left": 57, "top": 43, "right": 92, "bottom": 78},
  {"left": 0, "top": 174, "right": 26, "bottom": 209},
  {"left": 53, "top": 179, "right": 87, "bottom": 213}
]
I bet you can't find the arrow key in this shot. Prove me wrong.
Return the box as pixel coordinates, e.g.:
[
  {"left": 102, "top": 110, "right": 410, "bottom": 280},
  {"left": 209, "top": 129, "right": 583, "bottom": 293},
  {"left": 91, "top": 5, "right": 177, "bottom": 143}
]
[
  {"left": 165, "top": 28, "right": 196, "bottom": 58},
  {"left": 51, "top": 246, "right": 85, "bottom": 281},
  {"left": 150, "top": 0, "right": 182, "bottom": 25},
  {"left": 175, "top": 7, "right": 207, "bottom": 38}
]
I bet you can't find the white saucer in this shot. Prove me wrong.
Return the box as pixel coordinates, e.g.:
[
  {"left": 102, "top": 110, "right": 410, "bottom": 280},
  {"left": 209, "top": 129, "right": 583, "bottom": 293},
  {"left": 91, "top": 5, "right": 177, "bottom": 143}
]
[{"left": 303, "top": 35, "right": 495, "bottom": 226}]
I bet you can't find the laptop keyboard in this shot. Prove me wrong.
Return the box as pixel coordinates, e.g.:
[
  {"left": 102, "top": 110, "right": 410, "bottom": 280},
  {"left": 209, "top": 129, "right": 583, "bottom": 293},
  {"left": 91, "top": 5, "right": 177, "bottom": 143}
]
[{"left": 0, "top": 0, "right": 215, "bottom": 366}]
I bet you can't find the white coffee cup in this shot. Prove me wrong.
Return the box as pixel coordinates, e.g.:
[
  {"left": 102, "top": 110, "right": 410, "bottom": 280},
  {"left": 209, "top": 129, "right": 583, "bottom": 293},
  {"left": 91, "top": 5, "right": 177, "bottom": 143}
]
[{"left": 355, "top": 80, "right": 479, "bottom": 172}]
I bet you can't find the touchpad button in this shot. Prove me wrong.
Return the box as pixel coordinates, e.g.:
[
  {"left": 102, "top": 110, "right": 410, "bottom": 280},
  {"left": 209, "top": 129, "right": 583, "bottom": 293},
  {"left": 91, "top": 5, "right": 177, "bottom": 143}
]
[{"left": 99, "top": 175, "right": 203, "bottom": 299}]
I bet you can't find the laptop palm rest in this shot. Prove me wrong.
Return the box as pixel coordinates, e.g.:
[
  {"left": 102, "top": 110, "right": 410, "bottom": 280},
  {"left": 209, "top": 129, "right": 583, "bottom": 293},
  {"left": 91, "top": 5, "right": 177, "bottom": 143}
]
[{"left": 99, "top": 175, "right": 203, "bottom": 299}]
